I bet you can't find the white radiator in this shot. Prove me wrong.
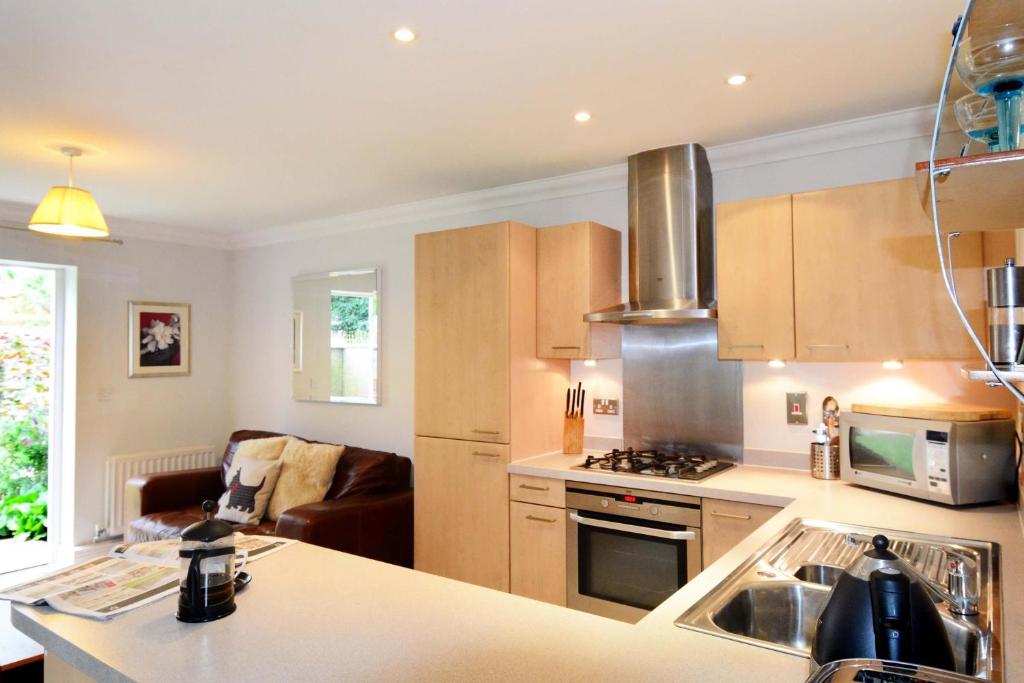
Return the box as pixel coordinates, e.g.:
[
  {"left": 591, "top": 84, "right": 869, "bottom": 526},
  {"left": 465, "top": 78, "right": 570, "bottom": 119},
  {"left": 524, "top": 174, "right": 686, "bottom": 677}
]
[{"left": 104, "top": 445, "right": 218, "bottom": 536}]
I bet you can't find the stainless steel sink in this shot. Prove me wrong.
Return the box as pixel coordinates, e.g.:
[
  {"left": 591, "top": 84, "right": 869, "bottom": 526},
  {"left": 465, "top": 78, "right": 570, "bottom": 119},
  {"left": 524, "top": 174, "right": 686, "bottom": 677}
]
[
  {"left": 675, "top": 519, "right": 1001, "bottom": 681},
  {"left": 711, "top": 581, "right": 829, "bottom": 651}
]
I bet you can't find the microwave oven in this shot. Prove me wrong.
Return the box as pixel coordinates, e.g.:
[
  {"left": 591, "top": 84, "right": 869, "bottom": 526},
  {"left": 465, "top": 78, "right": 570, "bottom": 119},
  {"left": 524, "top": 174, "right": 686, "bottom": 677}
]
[{"left": 840, "top": 411, "right": 1017, "bottom": 506}]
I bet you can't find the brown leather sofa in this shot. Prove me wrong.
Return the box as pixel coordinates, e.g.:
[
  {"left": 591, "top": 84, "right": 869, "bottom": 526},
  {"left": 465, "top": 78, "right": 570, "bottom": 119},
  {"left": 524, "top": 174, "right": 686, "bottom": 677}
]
[{"left": 124, "top": 430, "right": 413, "bottom": 567}]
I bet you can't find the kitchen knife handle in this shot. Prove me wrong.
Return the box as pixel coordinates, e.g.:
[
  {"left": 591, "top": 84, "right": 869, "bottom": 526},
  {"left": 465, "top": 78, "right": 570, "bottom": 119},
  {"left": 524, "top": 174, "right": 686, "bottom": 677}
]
[
  {"left": 471, "top": 429, "right": 500, "bottom": 435},
  {"left": 472, "top": 451, "right": 501, "bottom": 458},
  {"left": 518, "top": 484, "right": 550, "bottom": 492}
]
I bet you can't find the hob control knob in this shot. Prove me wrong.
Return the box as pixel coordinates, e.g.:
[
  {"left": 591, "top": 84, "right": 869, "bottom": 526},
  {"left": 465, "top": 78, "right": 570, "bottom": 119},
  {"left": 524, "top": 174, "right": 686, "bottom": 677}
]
[
  {"left": 650, "top": 505, "right": 660, "bottom": 515},
  {"left": 600, "top": 499, "right": 609, "bottom": 508}
]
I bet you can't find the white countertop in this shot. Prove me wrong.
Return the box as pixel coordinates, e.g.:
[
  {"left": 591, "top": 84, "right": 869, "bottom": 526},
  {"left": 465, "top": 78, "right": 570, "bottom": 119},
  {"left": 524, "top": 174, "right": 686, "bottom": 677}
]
[{"left": 12, "top": 455, "right": 1024, "bottom": 682}]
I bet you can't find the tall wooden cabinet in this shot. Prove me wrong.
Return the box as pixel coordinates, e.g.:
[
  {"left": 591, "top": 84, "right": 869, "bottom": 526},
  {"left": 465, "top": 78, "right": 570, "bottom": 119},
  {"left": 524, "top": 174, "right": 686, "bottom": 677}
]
[
  {"left": 414, "top": 221, "right": 569, "bottom": 591},
  {"left": 536, "top": 221, "right": 622, "bottom": 360},
  {"left": 717, "top": 178, "right": 986, "bottom": 361}
]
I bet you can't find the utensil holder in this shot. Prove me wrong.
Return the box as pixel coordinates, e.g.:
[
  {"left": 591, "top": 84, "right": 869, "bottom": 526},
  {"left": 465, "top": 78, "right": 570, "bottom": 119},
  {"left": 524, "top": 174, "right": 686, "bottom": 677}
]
[
  {"left": 811, "top": 442, "right": 840, "bottom": 480},
  {"left": 563, "top": 416, "right": 584, "bottom": 454}
]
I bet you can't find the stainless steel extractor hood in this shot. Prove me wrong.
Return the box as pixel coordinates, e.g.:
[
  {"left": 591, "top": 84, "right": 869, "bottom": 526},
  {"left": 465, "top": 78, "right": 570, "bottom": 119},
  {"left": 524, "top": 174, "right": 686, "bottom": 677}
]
[{"left": 585, "top": 143, "right": 715, "bottom": 324}]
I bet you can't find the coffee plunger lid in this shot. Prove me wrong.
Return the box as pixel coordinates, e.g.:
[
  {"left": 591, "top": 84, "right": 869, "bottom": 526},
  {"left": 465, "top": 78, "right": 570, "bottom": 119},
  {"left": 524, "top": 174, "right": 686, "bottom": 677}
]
[{"left": 181, "top": 500, "right": 234, "bottom": 543}]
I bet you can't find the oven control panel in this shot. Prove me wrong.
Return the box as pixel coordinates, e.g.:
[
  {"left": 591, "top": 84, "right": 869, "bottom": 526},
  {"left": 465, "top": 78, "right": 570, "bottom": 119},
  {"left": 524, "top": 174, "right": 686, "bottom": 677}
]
[{"left": 567, "top": 484, "right": 701, "bottom": 528}]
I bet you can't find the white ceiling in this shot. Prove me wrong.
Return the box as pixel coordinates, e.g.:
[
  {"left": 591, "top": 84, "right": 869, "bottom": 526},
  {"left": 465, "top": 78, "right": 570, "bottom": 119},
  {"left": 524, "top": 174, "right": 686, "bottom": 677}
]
[{"left": 0, "top": 1, "right": 963, "bottom": 235}]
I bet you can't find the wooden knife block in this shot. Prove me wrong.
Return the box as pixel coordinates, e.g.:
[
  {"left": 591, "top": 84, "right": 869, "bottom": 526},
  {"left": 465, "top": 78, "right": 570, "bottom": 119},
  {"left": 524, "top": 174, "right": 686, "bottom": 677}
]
[{"left": 563, "top": 416, "right": 584, "bottom": 454}]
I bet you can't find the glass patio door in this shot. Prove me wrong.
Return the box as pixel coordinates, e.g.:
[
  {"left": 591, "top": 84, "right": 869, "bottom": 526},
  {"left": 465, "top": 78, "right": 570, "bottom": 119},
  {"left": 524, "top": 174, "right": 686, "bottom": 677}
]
[{"left": 0, "top": 264, "right": 56, "bottom": 574}]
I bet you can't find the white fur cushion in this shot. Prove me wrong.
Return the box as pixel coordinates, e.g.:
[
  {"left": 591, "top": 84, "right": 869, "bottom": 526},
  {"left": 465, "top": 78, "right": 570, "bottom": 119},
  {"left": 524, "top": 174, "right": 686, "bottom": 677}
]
[
  {"left": 216, "top": 457, "right": 282, "bottom": 525},
  {"left": 231, "top": 435, "right": 290, "bottom": 464},
  {"left": 266, "top": 440, "right": 345, "bottom": 521}
]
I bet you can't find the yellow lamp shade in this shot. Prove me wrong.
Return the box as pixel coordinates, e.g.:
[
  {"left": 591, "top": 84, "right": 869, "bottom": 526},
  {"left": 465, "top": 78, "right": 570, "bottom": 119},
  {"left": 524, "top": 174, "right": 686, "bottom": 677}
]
[{"left": 28, "top": 185, "right": 109, "bottom": 238}]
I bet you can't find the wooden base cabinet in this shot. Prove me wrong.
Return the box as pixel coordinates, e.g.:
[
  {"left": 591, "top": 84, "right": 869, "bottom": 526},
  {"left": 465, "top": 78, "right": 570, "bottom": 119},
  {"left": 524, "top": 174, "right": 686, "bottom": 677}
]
[
  {"left": 414, "top": 436, "right": 510, "bottom": 591},
  {"left": 510, "top": 501, "right": 566, "bottom": 606},
  {"left": 701, "top": 498, "right": 782, "bottom": 568}
]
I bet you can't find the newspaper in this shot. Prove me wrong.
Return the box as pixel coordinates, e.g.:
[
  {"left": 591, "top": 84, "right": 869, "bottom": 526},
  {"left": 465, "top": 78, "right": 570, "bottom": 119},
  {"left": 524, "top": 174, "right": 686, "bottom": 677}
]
[{"left": 0, "top": 534, "right": 294, "bottom": 620}]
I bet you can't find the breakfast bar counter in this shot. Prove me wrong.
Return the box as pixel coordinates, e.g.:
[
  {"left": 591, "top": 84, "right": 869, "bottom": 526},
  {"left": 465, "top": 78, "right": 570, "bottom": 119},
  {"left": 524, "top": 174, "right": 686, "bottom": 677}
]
[{"left": 12, "top": 459, "right": 1024, "bottom": 682}]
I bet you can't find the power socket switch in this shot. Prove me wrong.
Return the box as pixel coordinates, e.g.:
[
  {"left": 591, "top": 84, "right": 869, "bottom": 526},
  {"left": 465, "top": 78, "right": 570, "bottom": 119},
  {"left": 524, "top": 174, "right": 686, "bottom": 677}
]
[
  {"left": 787, "top": 392, "right": 808, "bottom": 425},
  {"left": 593, "top": 398, "right": 619, "bottom": 416}
]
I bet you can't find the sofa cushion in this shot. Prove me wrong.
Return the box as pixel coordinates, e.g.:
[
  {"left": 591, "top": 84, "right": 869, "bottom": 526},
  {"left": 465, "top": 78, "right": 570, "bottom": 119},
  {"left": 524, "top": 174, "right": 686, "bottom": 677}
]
[
  {"left": 223, "top": 430, "right": 409, "bottom": 500},
  {"left": 267, "top": 440, "right": 345, "bottom": 521},
  {"left": 126, "top": 504, "right": 276, "bottom": 544},
  {"left": 221, "top": 430, "right": 289, "bottom": 483},
  {"left": 217, "top": 457, "right": 282, "bottom": 525}
]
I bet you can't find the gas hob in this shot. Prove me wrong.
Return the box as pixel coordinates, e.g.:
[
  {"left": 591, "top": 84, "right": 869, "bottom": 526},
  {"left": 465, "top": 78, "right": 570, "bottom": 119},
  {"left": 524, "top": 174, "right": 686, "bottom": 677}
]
[{"left": 573, "top": 448, "right": 734, "bottom": 481}]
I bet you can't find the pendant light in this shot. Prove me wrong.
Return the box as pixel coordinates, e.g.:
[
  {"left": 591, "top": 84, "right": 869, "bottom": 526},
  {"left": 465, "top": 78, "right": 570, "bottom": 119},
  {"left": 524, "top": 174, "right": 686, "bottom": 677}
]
[{"left": 28, "top": 146, "right": 110, "bottom": 239}]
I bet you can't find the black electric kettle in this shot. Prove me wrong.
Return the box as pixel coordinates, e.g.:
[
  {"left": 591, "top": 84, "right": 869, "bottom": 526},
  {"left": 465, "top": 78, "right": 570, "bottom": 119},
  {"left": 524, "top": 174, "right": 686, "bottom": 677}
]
[{"left": 811, "top": 535, "right": 955, "bottom": 671}]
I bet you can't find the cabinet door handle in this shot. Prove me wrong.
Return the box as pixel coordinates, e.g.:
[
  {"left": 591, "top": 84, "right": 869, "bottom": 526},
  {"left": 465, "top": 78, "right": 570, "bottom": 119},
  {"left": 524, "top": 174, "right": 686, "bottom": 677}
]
[
  {"left": 526, "top": 515, "right": 557, "bottom": 523},
  {"left": 709, "top": 511, "right": 752, "bottom": 521},
  {"left": 518, "top": 484, "right": 550, "bottom": 492},
  {"left": 551, "top": 345, "right": 581, "bottom": 350},
  {"left": 729, "top": 344, "right": 764, "bottom": 349},
  {"left": 806, "top": 344, "right": 849, "bottom": 350},
  {"left": 472, "top": 451, "right": 501, "bottom": 458},
  {"left": 472, "top": 429, "right": 500, "bottom": 435}
]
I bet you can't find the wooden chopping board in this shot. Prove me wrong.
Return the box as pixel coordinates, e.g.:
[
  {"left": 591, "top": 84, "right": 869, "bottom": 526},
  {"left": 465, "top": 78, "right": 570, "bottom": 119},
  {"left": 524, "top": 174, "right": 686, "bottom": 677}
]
[{"left": 851, "top": 403, "right": 1013, "bottom": 422}]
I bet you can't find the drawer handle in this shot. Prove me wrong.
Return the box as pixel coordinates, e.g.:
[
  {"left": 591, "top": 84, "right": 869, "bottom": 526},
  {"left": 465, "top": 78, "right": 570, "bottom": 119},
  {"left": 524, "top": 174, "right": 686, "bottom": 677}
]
[
  {"left": 806, "top": 344, "right": 849, "bottom": 350},
  {"left": 473, "top": 451, "right": 501, "bottom": 458},
  {"left": 551, "top": 345, "right": 581, "bottom": 350},
  {"left": 709, "top": 511, "right": 752, "bottom": 521},
  {"left": 729, "top": 344, "right": 764, "bottom": 349},
  {"left": 518, "top": 484, "right": 550, "bottom": 492},
  {"left": 472, "top": 429, "right": 500, "bottom": 435},
  {"left": 526, "top": 515, "right": 557, "bottom": 523}
]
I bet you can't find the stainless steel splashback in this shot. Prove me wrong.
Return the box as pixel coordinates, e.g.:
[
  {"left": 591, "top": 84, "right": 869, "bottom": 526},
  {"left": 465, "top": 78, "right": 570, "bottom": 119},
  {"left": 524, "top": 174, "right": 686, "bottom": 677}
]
[{"left": 622, "top": 322, "right": 743, "bottom": 461}]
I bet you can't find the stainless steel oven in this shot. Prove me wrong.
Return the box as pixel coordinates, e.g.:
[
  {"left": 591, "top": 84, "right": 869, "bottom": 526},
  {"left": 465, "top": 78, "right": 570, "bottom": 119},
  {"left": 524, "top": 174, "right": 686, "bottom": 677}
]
[{"left": 566, "top": 481, "right": 702, "bottom": 623}]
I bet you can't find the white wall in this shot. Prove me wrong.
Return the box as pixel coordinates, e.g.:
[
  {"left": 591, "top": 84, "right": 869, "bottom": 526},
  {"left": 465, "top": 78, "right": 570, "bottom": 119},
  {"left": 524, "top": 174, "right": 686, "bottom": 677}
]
[
  {"left": 0, "top": 208, "right": 233, "bottom": 544},
  {"left": 230, "top": 108, "right": 1013, "bottom": 468}
]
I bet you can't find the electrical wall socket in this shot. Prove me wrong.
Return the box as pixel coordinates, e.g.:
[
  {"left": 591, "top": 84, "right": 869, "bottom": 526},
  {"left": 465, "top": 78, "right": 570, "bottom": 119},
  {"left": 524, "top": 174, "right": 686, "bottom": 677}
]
[
  {"left": 593, "top": 398, "right": 619, "bottom": 416},
  {"left": 787, "top": 392, "right": 808, "bottom": 425},
  {"left": 93, "top": 524, "right": 108, "bottom": 542}
]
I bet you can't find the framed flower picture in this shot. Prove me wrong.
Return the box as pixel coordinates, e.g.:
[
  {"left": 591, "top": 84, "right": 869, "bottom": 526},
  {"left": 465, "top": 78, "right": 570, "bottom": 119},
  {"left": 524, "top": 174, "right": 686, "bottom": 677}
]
[{"left": 128, "top": 301, "right": 191, "bottom": 377}]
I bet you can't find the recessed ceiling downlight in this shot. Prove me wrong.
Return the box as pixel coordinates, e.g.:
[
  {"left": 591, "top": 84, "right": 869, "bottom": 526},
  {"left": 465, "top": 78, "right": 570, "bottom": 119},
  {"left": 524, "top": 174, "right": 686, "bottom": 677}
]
[
  {"left": 574, "top": 111, "right": 592, "bottom": 123},
  {"left": 727, "top": 74, "right": 748, "bottom": 86},
  {"left": 393, "top": 27, "right": 417, "bottom": 43}
]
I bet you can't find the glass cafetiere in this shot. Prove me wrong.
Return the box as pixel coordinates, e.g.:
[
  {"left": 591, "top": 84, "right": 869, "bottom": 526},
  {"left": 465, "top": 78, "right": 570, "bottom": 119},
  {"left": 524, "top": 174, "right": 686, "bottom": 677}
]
[{"left": 176, "top": 500, "right": 248, "bottom": 623}]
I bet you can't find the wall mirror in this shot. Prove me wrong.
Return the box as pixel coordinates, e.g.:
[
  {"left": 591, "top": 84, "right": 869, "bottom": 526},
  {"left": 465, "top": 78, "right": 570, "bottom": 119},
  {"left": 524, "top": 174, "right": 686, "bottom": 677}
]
[{"left": 291, "top": 268, "right": 380, "bottom": 405}]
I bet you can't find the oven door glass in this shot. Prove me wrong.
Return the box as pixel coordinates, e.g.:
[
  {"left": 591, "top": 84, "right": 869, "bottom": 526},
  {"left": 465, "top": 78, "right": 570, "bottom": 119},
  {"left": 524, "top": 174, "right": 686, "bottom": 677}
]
[
  {"left": 576, "top": 512, "right": 689, "bottom": 611},
  {"left": 849, "top": 426, "right": 916, "bottom": 481}
]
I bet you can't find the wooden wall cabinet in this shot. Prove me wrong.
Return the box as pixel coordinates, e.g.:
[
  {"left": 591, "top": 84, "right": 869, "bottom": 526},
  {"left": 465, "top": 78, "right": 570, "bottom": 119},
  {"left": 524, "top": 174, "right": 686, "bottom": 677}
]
[
  {"left": 510, "top": 500, "right": 566, "bottom": 606},
  {"left": 716, "top": 178, "right": 986, "bottom": 362},
  {"left": 414, "top": 221, "right": 569, "bottom": 591},
  {"left": 717, "top": 195, "right": 795, "bottom": 360},
  {"left": 792, "top": 178, "right": 984, "bottom": 361},
  {"left": 415, "top": 221, "right": 568, "bottom": 452},
  {"left": 537, "top": 221, "right": 622, "bottom": 360},
  {"left": 701, "top": 498, "right": 782, "bottom": 568}
]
